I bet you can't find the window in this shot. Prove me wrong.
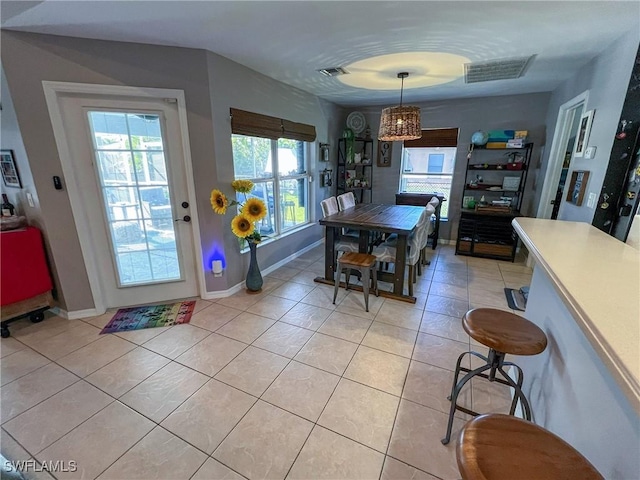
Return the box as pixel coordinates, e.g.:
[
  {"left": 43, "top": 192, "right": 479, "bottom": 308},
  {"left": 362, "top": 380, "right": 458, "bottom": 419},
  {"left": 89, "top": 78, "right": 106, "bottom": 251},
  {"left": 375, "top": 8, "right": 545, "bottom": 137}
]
[
  {"left": 400, "top": 147, "right": 456, "bottom": 219},
  {"left": 399, "top": 127, "right": 459, "bottom": 219},
  {"left": 427, "top": 153, "right": 445, "bottom": 173},
  {"left": 232, "top": 134, "right": 309, "bottom": 237}
]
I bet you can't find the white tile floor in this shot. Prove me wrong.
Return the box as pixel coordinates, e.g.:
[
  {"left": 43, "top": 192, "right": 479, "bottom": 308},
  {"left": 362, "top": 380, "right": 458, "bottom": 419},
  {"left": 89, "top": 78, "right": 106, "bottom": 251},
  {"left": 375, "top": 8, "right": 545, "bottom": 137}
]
[{"left": 0, "top": 244, "right": 532, "bottom": 480}]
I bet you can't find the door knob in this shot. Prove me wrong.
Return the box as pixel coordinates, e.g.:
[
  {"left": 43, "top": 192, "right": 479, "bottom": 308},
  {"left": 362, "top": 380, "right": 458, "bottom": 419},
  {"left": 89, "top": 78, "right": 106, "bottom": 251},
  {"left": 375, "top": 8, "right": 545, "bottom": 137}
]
[
  {"left": 181, "top": 201, "right": 189, "bottom": 208},
  {"left": 175, "top": 215, "right": 191, "bottom": 222}
]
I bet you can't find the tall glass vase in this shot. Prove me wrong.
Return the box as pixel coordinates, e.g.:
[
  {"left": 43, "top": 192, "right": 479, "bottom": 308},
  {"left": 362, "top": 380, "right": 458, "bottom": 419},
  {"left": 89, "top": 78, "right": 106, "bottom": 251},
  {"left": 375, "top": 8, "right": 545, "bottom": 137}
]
[{"left": 246, "top": 241, "right": 263, "bottom": 292}]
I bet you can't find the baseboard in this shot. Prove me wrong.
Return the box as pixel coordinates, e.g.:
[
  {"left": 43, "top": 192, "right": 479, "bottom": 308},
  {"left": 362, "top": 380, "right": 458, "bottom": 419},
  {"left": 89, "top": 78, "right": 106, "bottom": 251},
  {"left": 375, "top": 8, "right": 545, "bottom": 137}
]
[
  {"left": 50, "top": 306, "right": 100, "bottom": 320},
  {"left": 202, "top": 238, "right": 324, "bottom": 300}
]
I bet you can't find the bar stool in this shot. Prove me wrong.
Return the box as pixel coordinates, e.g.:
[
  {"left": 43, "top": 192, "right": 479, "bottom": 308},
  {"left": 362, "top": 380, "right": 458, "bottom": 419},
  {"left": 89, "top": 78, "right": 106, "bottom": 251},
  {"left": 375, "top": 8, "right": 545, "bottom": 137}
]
[
  {"left": 332, "top": 252, "right": 378, "bottom": 312},
  {"left": 442, "top": 308, "right": 547, "bottom": 444},
  {"left": 456, "top": 414, "right": 603, "bottom": 480}
]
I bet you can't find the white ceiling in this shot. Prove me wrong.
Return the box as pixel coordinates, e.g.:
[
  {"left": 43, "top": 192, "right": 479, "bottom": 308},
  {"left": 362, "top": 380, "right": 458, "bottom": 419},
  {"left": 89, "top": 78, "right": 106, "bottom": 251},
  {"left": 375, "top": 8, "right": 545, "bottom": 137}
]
[{"left": 2, "top": 1, "right": 638, "bottom": 107}]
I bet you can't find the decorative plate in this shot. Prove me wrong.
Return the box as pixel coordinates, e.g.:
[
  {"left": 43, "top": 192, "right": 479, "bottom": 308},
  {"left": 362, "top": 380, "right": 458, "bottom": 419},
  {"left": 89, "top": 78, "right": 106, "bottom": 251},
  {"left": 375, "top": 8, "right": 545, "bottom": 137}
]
[{"left": 346, "top": 111, "right": 366, "bottom": 135}]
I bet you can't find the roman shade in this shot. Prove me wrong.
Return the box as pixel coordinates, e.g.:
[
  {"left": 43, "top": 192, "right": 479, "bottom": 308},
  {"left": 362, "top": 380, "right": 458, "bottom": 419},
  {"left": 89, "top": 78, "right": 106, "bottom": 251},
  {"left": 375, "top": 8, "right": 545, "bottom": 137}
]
[
  {"left": 403, "top": 127, "right": 458, "bottom": 148},
  {"left": 230, "top": 108, "right": 316, "bottom": 142}
]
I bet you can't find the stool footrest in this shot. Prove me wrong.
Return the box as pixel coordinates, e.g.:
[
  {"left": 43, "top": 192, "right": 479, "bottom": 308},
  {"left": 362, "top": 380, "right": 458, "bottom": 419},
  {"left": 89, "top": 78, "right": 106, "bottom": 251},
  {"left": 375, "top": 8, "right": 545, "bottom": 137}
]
[{"left": 442, "top": 348, "right": 533, "bottom": 445}]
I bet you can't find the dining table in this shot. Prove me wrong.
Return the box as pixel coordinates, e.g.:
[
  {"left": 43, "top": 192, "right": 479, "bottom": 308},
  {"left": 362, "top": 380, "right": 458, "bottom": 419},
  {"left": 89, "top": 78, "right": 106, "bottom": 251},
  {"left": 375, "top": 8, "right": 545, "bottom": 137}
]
[{"left": 316, "top": 203, "right": 425, "bottom": 303}]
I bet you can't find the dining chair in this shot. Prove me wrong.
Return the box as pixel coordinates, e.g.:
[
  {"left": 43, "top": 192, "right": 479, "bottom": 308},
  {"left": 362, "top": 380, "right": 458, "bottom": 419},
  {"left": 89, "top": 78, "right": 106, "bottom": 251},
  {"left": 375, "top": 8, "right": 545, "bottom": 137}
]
[
  {"left": 337, "top": 192, "right": 356, "bottom": 211},
  {"left": 320, "top": 197, "right": 358, "bottom": 254},
  {"left": 336, "top": 192, "right": 360, "bottom": 239},
  {"left": 371, "top": 207, "right": 432, "bottom": 296}
]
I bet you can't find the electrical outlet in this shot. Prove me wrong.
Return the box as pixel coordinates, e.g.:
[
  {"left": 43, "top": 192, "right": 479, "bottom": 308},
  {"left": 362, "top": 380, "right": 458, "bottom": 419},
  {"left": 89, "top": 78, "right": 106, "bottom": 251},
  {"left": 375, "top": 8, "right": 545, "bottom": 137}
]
[
  {"left": 587, "top": 192, "right": 597, "bottom": 208},
  {"left": 26, "top": 192, "right": 35, "bottom": 207}
]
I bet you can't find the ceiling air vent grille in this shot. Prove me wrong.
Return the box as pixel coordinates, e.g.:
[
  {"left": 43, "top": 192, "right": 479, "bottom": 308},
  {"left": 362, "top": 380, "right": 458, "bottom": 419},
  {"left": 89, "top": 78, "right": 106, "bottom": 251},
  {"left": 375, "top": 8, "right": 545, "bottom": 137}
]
[
  {"left": 464, "top": 56, "right": 535, "bottom": 83},
  {"left": 317, "top": 67, "right": 349, "bottom": 77}
]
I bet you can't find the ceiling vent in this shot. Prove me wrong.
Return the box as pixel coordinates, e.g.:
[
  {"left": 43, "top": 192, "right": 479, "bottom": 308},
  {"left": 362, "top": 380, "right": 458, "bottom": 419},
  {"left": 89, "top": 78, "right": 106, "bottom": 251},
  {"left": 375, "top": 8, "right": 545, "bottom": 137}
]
[
  {"left": 464, "top": 56, "right": 535, "bottom": 83},
  {"left": 317, "top": 67, "right": 349, "bottom": 77}
]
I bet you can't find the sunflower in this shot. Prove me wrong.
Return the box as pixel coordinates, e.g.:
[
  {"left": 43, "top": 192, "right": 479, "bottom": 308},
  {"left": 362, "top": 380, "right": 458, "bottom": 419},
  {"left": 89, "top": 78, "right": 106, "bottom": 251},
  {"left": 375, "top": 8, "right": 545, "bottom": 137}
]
[
  {"left": 231, "top": 179, "right": 254, "bottom": 193},
  {"left": 241, "top": 197, "right": 267, "bottom": 222},
  {"left": 231, "top": 214, "right": 255, "bottom": 238},
  {"left": 210, "top": 189, "right": 228, "bottom": 215}
]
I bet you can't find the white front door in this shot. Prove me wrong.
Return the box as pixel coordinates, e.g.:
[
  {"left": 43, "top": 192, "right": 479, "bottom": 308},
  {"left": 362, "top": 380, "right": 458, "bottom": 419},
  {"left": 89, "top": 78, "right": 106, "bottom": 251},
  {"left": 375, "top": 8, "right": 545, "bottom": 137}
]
[{"left": 55, "top": 93, "right": 199, "bottom": 308}]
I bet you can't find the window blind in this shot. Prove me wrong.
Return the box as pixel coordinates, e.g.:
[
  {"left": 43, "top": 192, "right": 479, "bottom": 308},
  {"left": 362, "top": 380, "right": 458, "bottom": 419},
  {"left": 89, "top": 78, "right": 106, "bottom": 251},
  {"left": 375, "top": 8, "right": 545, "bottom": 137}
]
[
  {"left": 230, "top": 108, "right": 316, "bottom": 142},
  {"left": 404, "top": 128, "right": 458, "bottom": 148}
]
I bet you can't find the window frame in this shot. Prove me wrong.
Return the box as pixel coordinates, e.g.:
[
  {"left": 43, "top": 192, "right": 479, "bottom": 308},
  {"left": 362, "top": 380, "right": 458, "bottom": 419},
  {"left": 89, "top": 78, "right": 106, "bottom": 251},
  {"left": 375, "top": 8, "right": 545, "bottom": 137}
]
[
  {"left": 231, "top": 134, "right": 312, "bottom": 240},
  {"left": 399, "top": 145, "right": 457, "bottom": 220}
]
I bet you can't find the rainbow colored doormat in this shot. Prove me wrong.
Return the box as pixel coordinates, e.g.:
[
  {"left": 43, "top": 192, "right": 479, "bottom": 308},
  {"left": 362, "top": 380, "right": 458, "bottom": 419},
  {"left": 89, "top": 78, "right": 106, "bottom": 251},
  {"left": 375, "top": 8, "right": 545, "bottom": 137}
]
[{"left": 100, "top": 301, "right": 196, "bottom": 334}]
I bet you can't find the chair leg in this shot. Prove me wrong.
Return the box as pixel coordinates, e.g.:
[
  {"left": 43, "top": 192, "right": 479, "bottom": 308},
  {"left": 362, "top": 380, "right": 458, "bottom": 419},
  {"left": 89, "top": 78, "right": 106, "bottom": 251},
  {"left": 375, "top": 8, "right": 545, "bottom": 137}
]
[
  {"left": 333, "top": 265, "right": 342, "bottom": 304},
  {"left": 408, "top": 265, "right": 414, "bottom": 297},
  {"left": 417, "top": 256, "right": 422, "bottom": 276},
  {"left": 372, "top": 265, "right": 379, "bottom": 297},
  {"left": 362, "top": 267, "right": 370, "bottom": 312},
  {"left": 345, "top": 268, "right": 351, "bottom": 290}
]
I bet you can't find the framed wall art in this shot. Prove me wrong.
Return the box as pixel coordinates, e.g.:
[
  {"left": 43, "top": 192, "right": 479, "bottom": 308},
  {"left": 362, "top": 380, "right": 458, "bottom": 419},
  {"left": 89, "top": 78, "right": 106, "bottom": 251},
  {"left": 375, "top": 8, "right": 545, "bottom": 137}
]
[
  {"left": 566, "top": 170, "right": 590, "bottom": 206},
  {"left": 377, "top": 140, "right": 392, "bottom": 167},
  {"left": 0, "top": 150, "right": 22, "bottom": 188},
  {"left": 574, "top": 110, "right": 595, "bottom": 158}
]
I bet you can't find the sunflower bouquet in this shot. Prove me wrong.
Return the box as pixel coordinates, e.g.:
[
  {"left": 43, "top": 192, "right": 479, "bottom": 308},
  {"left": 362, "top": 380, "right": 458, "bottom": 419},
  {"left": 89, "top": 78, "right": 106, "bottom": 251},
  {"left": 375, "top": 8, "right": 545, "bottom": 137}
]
[{"left": 210, "top": 180, "right": 268, "bottom": 244}]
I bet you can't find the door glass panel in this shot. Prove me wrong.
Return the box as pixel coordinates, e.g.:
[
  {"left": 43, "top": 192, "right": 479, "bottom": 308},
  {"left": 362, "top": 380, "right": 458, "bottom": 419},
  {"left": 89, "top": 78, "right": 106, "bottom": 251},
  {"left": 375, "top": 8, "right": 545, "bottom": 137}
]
[{"left": 88, "top": 111, "right": 182, "bottom": 286}]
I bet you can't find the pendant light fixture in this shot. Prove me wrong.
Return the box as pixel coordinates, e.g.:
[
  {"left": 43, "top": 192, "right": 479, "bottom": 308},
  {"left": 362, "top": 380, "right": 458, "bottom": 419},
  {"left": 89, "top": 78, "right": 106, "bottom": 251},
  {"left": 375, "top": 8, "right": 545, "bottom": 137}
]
[{"left": 378, "top": 72, "right": 422, "bottom": 141}]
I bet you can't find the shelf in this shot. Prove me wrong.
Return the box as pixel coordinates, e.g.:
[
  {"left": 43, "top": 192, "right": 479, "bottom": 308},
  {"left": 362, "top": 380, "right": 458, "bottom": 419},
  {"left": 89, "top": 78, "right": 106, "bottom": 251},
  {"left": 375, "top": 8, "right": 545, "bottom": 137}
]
[
  {"left": 468, "top": 164, "right": 526, "bottom": 171},
  {"left": 465, "top": 184, "right": 520, "bottom": 192},
  {"left": 345, "top": 187, "right": 372, "bottom": 191},
  {"left": 346, "top": 162, "right": 373, "bottom": 167},
  {"left": 472, "top": 143, "right": 532, "bottom": 150}
]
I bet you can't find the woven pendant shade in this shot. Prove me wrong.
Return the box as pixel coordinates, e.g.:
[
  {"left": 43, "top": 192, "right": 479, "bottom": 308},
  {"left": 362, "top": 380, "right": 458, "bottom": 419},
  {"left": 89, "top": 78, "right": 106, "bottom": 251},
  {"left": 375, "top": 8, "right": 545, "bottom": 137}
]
[
  {"left": 378, "top": 105, "right": 421, "bottom": 141},
  {"left": 378, "top": 72, "right": 422, "bottom": 141}
]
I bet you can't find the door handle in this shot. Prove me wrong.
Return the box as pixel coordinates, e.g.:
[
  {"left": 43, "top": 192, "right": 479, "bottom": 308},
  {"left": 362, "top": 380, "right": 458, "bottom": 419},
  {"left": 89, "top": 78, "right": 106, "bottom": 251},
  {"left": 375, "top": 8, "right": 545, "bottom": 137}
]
[{"left": 175, "top": 215, "right": 191, "bottom": 222}]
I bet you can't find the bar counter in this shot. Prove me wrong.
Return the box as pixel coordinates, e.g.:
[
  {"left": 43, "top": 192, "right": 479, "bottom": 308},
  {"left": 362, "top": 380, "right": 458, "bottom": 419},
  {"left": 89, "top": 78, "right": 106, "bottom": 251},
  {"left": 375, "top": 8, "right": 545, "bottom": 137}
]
[{"left": 512, "top": 218, "right": 639, "bottom": 479}]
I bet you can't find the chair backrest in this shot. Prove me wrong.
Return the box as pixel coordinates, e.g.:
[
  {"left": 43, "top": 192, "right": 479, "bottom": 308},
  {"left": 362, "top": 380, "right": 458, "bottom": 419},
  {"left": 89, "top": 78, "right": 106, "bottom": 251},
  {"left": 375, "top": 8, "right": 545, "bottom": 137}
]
[
  {"left": 408, "top": 206, "right": 434, "bottom": 263},
  {"left": 321, "top": 197, "right": 339, "bottom": 218},
  {"left": 337, "top": 192, "right": 356, "bottom": 211}
]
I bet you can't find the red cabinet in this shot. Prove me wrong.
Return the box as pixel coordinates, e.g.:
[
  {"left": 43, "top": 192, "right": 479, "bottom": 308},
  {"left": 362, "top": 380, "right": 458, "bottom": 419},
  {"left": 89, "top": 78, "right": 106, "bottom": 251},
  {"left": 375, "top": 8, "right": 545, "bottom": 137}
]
[{"left": 1, "top": 227, "right": 53, "bottom": 336}]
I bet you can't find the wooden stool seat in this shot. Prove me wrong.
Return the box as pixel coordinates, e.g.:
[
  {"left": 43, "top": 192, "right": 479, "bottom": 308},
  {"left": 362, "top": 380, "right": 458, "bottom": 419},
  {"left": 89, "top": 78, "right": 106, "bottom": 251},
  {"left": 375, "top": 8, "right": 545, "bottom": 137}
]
[
  {"left": 463, "top": 308, "right": 547, "bottom": 356},
  {"left": 333, "top": 252, "right": 378, "bottom": 312},
  {"left": 457, "top": 414, "right": 603, "bottom": 480},
  {"left": 336, "top": 252, "right": 377, "bottom": 268}
]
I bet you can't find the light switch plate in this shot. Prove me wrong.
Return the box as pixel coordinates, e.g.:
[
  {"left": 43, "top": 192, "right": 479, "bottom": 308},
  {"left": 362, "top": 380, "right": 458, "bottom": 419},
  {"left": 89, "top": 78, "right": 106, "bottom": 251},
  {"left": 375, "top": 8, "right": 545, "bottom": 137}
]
[
  {"left": 584, "top": 146, "right": 597, "bottom": 159},
  {"left": 587, "top": 192, "right": 597, "bottom": 208},
  {"left": 26, "top": 192, "right": 35, "bottom": 207}
]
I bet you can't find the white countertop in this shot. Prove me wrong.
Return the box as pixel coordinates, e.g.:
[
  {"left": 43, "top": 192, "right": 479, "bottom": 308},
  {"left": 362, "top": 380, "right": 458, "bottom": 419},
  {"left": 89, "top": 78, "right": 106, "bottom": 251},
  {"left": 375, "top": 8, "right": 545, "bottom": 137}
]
[{"left": 513, "top": 218, "right": 640, "bottom": 411}]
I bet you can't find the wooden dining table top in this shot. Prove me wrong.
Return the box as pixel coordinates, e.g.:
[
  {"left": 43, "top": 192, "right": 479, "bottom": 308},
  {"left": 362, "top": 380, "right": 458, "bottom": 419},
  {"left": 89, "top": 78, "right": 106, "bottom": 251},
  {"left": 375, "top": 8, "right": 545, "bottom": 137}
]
[{"left": 319, "top": 203, "right": 424, "bottom": 234}]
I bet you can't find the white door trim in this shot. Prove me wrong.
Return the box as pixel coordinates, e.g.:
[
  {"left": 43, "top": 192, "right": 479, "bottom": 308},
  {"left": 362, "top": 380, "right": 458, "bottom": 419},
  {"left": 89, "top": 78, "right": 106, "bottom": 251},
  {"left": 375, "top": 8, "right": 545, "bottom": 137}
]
[
  {"left": 536, "top": 90, "right": 589, "bottom": 219},
  {"left": 42, "top": 81, "right": 205, "bottom": 315}
]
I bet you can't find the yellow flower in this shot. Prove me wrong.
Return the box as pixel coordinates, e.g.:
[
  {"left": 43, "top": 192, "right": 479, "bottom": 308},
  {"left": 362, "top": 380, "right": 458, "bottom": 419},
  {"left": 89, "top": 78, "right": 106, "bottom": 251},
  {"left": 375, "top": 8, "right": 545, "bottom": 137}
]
[
  {"left": 241, "top": 197, "right": 267, "bottom": 222},
  {"left": 210, "top": 189, "right": 228, "bottom": 215},
  {"left": 232, "top": 179, "right": 254, "bottom": 193},
  {"left": 231, "top": 214, "right": 255, "bottom": 238}
]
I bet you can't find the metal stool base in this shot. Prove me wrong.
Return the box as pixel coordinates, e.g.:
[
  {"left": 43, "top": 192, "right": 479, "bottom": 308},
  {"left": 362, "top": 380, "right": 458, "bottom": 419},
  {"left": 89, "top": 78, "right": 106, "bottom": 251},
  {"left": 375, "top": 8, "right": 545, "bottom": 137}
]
[{"left": 441, "top": 348, "right": 533, "bottom": 445}]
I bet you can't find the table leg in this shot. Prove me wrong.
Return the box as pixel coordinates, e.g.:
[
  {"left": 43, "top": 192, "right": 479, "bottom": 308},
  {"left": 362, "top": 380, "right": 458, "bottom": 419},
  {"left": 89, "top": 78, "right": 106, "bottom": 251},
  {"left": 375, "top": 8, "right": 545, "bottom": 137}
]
[
  {"left": 358, "top": 230, "right": 369, "bottom": 253},
  {"left": 324, "top": 227, "right": 336, "bottom": 281},
  {"left": 394, "top": 234, "right": 408, "bottom": 295}
]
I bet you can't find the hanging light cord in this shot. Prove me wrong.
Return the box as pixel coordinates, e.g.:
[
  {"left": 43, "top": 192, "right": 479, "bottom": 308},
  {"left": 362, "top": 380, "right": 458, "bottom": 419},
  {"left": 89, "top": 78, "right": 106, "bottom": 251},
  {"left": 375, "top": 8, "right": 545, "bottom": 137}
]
[{"left": 399, "top": 74, "right": 405, "bottom": 106}]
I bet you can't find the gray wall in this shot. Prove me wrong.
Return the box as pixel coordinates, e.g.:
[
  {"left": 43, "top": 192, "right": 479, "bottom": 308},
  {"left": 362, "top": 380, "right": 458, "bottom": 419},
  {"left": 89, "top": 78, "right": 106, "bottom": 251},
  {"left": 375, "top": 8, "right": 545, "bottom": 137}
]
[
  {"left": 338, "top": 92, "right": 550, "bottom": 241},
  {"left": 0, "top": 66, "right": 65, "bottom": 304},
  {"left": 536, "top": 27, "right": 639, "bottom": 223},
  {"left": 204, "top": 51, "right": 341, "bottom": 290},
  {"left": 1, "top": 31, "right": 335, "bottom": 311}
]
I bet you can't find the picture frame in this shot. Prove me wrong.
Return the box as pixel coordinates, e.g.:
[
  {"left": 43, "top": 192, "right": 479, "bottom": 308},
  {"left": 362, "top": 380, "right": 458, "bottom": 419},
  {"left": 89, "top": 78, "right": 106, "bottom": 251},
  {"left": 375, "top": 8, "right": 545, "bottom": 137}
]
[
  {"left": 573, "top": 109, "right": 595, "bottom": 158},
  {"left": 566, "top": 170, "right": 590, "bottom": 206},
  {"left": 0, "top": 150, "right": 22, "bottom": 188},
  {"left": 377, "top": 140, "right": 393, "bottom": 167}
]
